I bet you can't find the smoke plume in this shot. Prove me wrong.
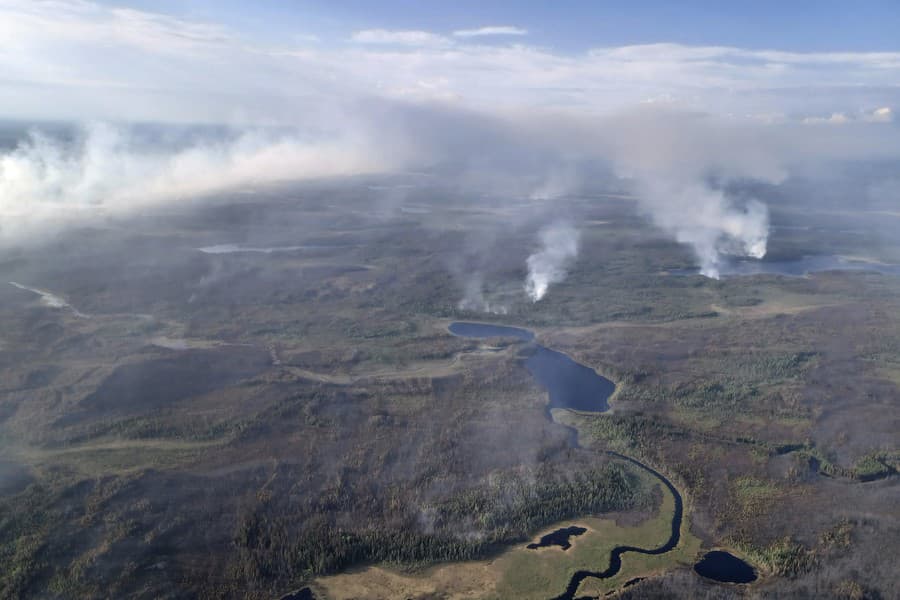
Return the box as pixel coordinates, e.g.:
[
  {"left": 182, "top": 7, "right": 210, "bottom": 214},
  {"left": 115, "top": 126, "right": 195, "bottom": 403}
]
[
  {"left": 525, "top": 221, "right": 579, "bottom": 302},
  {"left": 635, "top": 179, "right": 769, "bottom": 277},
  {"left": 599, "top": 110, "right": 785, "bottom": 277}
]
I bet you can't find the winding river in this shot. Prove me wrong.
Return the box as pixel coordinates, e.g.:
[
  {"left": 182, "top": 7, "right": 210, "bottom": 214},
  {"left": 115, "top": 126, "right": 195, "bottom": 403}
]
[
  {"left": 448, "top": 322, "right": 686, "bottom": 598},
  {"left": 551, "top": 451, "right": 683, "bottom": 600}
]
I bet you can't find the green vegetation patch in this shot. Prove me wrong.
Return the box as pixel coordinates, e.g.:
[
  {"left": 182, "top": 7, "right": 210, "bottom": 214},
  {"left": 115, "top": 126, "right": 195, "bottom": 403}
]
[
  {"left": 731, "top": 476, "right": 781, "bottom": 518},
  {"left": 851, "top": 452, "right": 897, "bottom": 481},
  {"left": 732, "top": 536, "right": 813, "bottom": 578}
]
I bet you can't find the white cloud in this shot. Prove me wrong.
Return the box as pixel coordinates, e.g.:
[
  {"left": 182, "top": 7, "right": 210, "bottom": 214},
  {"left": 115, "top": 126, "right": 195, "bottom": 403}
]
[
  {"left": 803, "top": 112, "right": 851, "bottom": 125},
  {"left": 865, "top": 106, "right": 894, "bottom": 122},
  {"left": 452, "top": 25, "right": 528, "bottom": 38},
  {"left": 802, "top": 107, "right": 894, "bottom": 125},
  {"left": 350, "top": 29, "right": 450, "bottom": 47},
  {"left": 0, "top": 0, "right": 233, "bottom": 54}
]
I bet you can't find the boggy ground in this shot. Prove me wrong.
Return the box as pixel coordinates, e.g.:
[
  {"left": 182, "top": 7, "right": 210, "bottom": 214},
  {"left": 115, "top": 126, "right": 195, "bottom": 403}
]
[{"left": 0, "top": 178, "right": 898, "bottom": 599}]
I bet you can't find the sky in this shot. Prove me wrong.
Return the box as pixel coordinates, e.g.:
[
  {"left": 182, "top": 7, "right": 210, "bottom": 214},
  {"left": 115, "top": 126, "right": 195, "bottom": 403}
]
[
  {"left": 2, "top": 0, "right": 900, "bottom": 124},
  {"left": 94, "top": 0, "right": 900, "bottom": 53},
  {"left": 2, "top": 0, "right": 900, "bottom": 279}
]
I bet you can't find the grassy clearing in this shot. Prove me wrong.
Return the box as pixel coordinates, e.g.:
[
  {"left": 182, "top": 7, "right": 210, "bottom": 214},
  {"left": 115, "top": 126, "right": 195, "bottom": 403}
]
[
  {"left": 731, "top": 536, "right": 812, "bottom": 578},
  {"left": 2, "top": 438, "right": 216, "bottom": 482}
]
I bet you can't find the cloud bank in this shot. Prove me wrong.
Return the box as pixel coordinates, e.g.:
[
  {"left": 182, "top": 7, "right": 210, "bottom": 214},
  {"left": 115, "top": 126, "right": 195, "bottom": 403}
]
[{"left": 3, "top": 1, "right": 900, "bottom": 122}]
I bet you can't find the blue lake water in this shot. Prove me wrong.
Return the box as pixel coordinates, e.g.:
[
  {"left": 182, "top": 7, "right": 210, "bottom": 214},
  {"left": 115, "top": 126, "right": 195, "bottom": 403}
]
[{"left": 448, "top": 322, "right": 613, "bottom": 413}]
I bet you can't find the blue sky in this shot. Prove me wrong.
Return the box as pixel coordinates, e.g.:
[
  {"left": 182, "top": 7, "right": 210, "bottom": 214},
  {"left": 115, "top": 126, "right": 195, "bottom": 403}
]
[
  {"left": 97, "top": 0, "right": 900, "bottom": 52},
  {"left": 2, "top": 0, "right": 899, "bottom": 123}
]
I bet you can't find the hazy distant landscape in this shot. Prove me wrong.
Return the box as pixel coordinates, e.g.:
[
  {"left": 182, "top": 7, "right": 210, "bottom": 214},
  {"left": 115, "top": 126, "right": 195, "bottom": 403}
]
[{"left": 2, "top": 2, "right": 900, "bottom": 599}]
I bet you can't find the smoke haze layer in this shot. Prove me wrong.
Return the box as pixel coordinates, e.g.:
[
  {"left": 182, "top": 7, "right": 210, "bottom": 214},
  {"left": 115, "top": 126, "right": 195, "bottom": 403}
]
[
  {"left": 2, "top": 105, "right": 900, "bottom": 284},
  {"left": 0, "top": 121, "right": 397, "bottom": 244}
]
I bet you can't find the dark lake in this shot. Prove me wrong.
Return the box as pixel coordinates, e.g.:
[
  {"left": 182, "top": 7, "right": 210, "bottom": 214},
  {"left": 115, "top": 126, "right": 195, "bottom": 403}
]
[
  {"left": 693, "top": 550, "right": 757, "bottom": 584},
  {"left": 673, "top": 255, "right": 900, "bottom": 278},
  {"left": 448, "top": 322, "right": 614, "bottom": 413},
  {"left": 527, "top": 526, "right": 587, "bottom": 551}
]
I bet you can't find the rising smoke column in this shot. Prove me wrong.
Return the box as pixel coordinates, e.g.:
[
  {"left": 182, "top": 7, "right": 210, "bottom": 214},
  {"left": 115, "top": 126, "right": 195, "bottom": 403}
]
[
  {"left": 635, "top": 179, "right": 769, "bottom": 278},
  {"left": 604, "top": 110, "right": 781, "bottom": 278},
  {"left": 524, "top": 221, "right": 579, "bottom": 301}
]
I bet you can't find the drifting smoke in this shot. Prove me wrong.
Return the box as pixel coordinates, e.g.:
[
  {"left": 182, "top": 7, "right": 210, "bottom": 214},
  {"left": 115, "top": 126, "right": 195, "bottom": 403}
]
[
  {"left": 602, "top": 110, "right": 784, "bottom": 277},
  {"left": 525, "top": 221, "right": 579, "bottom": 302},
  {"left": 0, "top": 121, "right": 395, "bottom": 244},
  {"left": 635, "top": 180, "right": 769, "bottom": 278},
  {"left": 5, "top": 106, "right": 900, "bottom": 279},
  {"left": 458, "top": 273, "right": 508, "bottom": 314}
]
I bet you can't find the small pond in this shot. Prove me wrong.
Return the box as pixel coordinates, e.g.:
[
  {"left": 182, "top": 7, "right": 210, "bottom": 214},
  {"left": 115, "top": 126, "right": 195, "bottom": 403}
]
[
  {"left": 693, "top": 550, "right": 757, "bottom": 584},
  {"left": 527, "top": 526, "right": 587, "bottom": 551}
]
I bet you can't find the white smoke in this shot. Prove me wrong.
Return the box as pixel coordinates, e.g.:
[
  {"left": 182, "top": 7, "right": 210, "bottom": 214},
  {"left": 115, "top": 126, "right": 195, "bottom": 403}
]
[
  {"left": 524, "top": 221, "right": 579, "bottom": 302},
  {"left": 602, "top": 110, "right": 784, "bottom": 277},
  {"left": 636, "top": 179, "right": 770, "bottom": 278},
  {"left": 0, "top": 121, "right": 396, "bottom": 244},
  {"left": 457, "top": 278, "right": 508, "bottom": 314},
  {"left": 9, "top": 281, "right": 88, "bottom": 317}
]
